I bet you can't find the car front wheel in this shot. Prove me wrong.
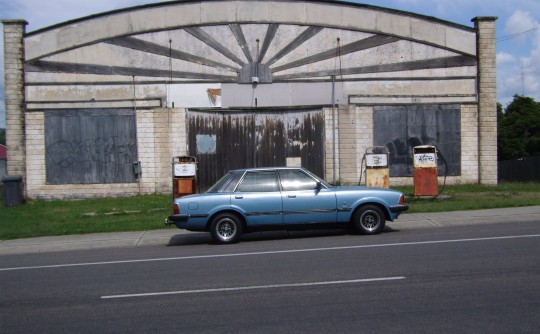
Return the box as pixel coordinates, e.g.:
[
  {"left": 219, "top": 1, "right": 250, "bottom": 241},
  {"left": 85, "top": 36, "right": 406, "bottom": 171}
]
[
  {"left": 353, "top": 205, "right": 385, "bottom": 235},
  {"left": 210, "top": 213, "right": 243, "bottom": 244}
]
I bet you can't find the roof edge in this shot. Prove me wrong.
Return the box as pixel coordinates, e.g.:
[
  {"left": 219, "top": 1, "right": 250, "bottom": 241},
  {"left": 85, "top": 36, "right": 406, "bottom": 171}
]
[{"left": 25, "top": 0, "right": 476, "bottom": 37}]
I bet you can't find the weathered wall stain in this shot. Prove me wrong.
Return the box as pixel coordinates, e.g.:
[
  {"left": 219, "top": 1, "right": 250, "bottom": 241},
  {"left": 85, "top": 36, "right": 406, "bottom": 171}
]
[{"left": 188, "top": 108, "right": 324, "bottom": 191}]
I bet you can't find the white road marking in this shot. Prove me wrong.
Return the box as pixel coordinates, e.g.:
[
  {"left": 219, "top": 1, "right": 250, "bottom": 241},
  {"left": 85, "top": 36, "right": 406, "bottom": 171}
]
[
  {"left": 1, "top": 234, "right": 539, "bottom": 272},
  {"left": 101, "top": 276, "right": 406, "bottom": 299}
]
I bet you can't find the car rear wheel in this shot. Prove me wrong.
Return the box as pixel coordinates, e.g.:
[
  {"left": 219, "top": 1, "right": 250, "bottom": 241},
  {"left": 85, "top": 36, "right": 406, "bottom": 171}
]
[
  {"left": 353, "top": 205, "right": 385, "bottom": 235},
  {"left": 210, "top": 213, "right": 243, "bottom": 244}
]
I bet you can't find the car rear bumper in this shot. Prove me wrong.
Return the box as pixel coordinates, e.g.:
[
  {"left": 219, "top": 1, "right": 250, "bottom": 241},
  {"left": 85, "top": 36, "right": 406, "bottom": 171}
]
[
  {"left": 166, "top": 214, "right": 189, "bottom": 224},
  {"left": 390, "top": 205, "right": 409, "bottom": 213}
]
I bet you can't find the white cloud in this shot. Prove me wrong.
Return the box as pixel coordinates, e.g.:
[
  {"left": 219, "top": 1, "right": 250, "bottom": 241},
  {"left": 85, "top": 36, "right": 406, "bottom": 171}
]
[
  {"left": 505, "top": 10, "right": 537, "bottom": 37},
  {"left": 2, "top": 0, "right": 167, "bottom": 31},
  {"left": 521, "top": 30, "right": 540, "bottom": 98},
  {"left": 497, "top": 52, "right": 516, "bottom": 64},
  {"left": 498, "top": 10, "right": 540, "bottom": 103}
]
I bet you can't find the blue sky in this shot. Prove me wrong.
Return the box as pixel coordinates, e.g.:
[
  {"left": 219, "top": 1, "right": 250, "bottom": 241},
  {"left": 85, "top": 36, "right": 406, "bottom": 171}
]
[{"left": 1, "top": 0, "right": 539, "bottom": 128}]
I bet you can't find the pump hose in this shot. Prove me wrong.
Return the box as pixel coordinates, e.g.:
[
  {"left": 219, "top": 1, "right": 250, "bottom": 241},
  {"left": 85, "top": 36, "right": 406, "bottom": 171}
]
[
  {"left": 433, "top": 146, "right": 448, "bottom": 199},
  {"left": 358, "top": 155, "right": 366, "bottom": 186}
]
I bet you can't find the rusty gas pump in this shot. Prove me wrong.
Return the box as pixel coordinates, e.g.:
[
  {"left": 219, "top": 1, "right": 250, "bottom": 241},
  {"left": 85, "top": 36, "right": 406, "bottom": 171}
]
[
  {"left": 172, "top": 156, "right": 197, "bottom": 199},
  {"left": 364, "top": 146, "right": 390, "bottom": 188},
  {"left": 413, "top": 146, "right": 438, "bottom": 197}
]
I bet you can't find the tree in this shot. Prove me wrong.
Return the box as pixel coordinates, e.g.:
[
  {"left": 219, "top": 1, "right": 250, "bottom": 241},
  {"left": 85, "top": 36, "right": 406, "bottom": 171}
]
[
  {"left": 498, "top": 95, "right": 540, "bottom": 161},
  {"left": 0, "top": 128, "right": 5, "bottom": 146}
]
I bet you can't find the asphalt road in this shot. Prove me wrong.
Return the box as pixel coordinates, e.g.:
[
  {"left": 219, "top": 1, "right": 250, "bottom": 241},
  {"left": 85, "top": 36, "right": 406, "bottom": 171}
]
[{"left": 1, "top": 221, "right": 539, "bottom": 333}]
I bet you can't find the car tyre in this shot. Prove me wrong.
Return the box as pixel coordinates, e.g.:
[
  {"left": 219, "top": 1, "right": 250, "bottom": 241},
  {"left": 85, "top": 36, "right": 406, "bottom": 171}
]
[
  {"left": 353, "top": 205, "right": 385, "bottom": 235},
  {"left": 210, "top": 213, "right": 243, "bottom": 244}
]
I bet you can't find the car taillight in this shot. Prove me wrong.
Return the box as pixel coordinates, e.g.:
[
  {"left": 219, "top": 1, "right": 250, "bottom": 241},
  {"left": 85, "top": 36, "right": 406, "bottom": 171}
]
[
  {"left": 399, "top": 194, "right": 405, "bottom": 205},
  {"left": 172, "top": 203, "right": 180, "bottom": 214}
]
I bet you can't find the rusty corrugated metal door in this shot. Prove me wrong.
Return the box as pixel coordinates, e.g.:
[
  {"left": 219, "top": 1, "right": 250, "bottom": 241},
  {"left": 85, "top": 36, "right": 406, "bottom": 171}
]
[{"left": 188, "top": 108, "right": 325, "bottom": 192}]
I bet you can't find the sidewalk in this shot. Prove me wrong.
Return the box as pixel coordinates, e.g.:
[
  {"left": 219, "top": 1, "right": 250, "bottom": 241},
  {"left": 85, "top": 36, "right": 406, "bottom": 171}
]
[{"left": 1, "top": 206, "right": 539, "bottom": 256}]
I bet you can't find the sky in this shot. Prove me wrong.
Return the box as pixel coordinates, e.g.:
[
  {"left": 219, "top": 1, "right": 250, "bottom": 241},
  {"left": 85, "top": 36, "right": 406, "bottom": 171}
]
[{"left": 1, "top": 0, "right": 540, "bottom": 128}]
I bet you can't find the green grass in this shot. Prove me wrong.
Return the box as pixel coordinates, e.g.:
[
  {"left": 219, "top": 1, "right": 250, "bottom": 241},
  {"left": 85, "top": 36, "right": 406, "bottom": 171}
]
[
  {"left": 0, "top": 190, "right": 171, "bottom": 240},
  {"left": 1, "top": 183, "right": 539, "bottom": 240},
  {"left": 394, "top": 182, "right": 540, "bottom": 213}
]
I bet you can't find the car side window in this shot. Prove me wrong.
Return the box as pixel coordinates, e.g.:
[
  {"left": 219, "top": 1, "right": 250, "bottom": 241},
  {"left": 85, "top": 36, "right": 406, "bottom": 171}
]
[
  {"left": 236, "top": 171, "right": 279, "bottom": 192},
  {"left": 279, "top": 170, "right": 318, "bottom": 191}
]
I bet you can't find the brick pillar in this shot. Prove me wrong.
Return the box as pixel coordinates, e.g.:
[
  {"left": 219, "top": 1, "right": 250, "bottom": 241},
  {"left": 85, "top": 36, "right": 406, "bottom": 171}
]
[
  {"left": 2, "top": 20, "right": 27, "bottom": 182},
  {"left": 472, "top": 17, "right": 498, "bottom": 185}
]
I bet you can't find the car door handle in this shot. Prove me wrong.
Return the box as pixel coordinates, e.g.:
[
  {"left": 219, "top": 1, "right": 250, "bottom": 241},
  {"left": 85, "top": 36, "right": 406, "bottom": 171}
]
[
  {"left": 287, "top": 195, "right": 296, "bottom": 198},
  {"left": 235, "top": 195, "right": 243, "bottom": 199}
]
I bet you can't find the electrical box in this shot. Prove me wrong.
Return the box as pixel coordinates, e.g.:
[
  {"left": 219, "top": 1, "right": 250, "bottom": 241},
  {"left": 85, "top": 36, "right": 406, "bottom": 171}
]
[
  {"left": 365, "top": 146, "right": 389, "bottom": 188},
  {"left": 172, "top": 156, "right": 197, "bottom": 199},
  {"left": 413, "top": 145, "right": 438, "bottom": 197}
]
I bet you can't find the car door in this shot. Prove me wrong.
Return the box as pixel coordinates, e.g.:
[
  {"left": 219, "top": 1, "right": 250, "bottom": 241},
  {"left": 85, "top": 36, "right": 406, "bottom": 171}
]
[
  {"left": 232, "top": 170, "right": 283, "bottom": 226},
  {"left": 279, "top": 169, "right": 337, "bottom": 224}
]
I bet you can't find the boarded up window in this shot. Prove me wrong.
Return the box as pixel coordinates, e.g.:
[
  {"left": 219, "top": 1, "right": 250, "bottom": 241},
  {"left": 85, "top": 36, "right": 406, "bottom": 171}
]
[
  {"left": 45, "top": 109, "right": 138, "bottom": 184},
  {"left": 373, "top": 105, "right": 461, "bottom": 177},
  {"left": 188, "top": 108, "right": 325, "bottom": 192}
]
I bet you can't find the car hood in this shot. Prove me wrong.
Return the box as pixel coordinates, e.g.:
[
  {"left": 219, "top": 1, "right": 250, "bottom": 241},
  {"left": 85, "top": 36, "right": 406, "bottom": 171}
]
[{"left": 333, "top": 186, "right": 399, "bottom": 193}]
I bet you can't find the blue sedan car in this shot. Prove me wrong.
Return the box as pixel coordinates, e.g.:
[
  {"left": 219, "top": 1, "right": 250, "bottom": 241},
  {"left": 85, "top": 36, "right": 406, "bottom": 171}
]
[{"left": 167, "top": 167, "right": 408, "bottom": 244}]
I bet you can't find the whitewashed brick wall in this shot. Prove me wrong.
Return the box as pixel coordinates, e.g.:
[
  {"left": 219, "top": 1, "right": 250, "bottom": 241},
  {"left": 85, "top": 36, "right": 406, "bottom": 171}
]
[
  {"left": 2, "top": 20, "right": 27, "bottom": 186},
  {"left": 474, "top": 17, "right": 498, "bottom": 184},
  {"left": 323, "top": 104, "right": 481, "bottom": 187},
  {"left": 324, "top": 107, "right": 339, "bottom": 183},
  {"left": 460, "top": 104, "right": 480, "bottom": 183},
  {"left": 25, "top": 108, "right": 188, "bottom": 199}
]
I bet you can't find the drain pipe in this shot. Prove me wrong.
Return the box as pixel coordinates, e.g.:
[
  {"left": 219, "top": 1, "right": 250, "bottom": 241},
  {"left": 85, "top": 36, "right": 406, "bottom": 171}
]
[{"left": 331, "top": 74, "right": 336, "bottom": 184}]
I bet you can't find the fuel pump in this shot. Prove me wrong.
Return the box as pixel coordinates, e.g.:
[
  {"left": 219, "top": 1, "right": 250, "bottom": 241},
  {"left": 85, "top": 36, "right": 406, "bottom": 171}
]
[
  {"left": 362, "top": 146, "right": 390, "bottom": 188},
  {"left": 172, "top": 156, "right": 198, "bottom": 199},
  {"left": 413, "top": 146, "right": 438, "bottom": 197}
]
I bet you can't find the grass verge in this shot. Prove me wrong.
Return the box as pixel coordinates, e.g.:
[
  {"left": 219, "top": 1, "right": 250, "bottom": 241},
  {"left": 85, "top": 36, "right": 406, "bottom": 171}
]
[
  {"left": 394, "top": 182, "right": 540, "bottom": 213},
  {"left": 0, "top": 191, "right": 171, "bottom": 240},
  {"left": 1, "top": 183, "right": 539, "bottom": 240}
]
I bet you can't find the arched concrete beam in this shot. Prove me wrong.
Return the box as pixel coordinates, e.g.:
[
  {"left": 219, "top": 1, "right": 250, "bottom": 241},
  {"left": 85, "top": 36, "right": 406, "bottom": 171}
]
[{"left": 24, "top": 0, "right": 476, "bottom": 61}]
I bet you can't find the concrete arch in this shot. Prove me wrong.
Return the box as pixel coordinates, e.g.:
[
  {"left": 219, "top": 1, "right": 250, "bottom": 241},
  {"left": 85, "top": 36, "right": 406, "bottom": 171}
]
[{"left": 25, "top": 0, "right": 476, "bottom": 61}]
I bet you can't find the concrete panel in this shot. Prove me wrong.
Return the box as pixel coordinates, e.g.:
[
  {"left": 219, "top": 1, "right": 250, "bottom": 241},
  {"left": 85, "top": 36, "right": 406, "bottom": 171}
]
[
  {"left": 236, "top": 0, "right": 273, "bottom": 22},
  {"left": 269, "top": 1, "right": 307, "bottom": 24},
  {"left": 349, "top": 96, "right": 477, "bottom": 105},
  {"left": 134, "top": 5, "right": 202, "bottom": 33},
  {"left": 26, "top": 100, "right": 161, "bottom": 110},
  {"left": 305, "top": 2, "right": 343, "bottom": 27},
  {"left": 200, "top": 25, "right": 247, "bottom": 65},
  {"left": 446, "top": 28, "right": 477, "bottom": 56},
  {"left": 240, "top": 24, "right": 272, "bottom": 63},
  {"left": 26, "top": 84, "right": 166, "bottom": 102},
  {"left": 200, "top": 1, "right": 236, "bottom": 23},
  {"left": 26, "top": 72, "right": 167, "bottom": 85},
  {"left": 375, "top": 11, "right": 411, "bottom": 38},
  {"left": 345, "top": 79, "right": 476, "bottom": 97},
  {"left": 340, "top": 7, "right": 377, "bottom": 31},
  {"left": 222, "top": 82, "right": 344, "bottom": 108},
  {"left": 411, "top": 18, "right": 446, "bottom": 49},
  {"left": 264, "top": 25, "right": 304, "bottom": 64}
]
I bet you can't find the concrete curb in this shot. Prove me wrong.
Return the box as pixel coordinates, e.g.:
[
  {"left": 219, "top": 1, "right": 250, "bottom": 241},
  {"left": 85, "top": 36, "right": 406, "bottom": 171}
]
[{"left": 1, "top": 206, "right": 539, "bottom": 256}]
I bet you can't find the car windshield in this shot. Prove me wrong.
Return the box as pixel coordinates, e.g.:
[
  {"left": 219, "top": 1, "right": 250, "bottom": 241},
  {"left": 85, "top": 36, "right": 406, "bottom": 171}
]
[
  {"left": 207, "top": 172, "right": 234, "bottom": 193},
  {"left": 302, "top": 169, "right": 332, "bottom": 188}
]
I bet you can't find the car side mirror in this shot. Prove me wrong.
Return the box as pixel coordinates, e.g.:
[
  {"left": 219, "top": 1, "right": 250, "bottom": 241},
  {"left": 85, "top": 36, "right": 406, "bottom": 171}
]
[{"left": 315, "top": 181, "right": 322, "bottom": 190}]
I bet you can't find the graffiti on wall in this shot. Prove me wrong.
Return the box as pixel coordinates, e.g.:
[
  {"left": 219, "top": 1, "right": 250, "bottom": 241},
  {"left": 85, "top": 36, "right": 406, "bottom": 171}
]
[
  {"left": 47, "top": 137, "right": 135, "bottom": 169},
  {"left": 45, "top": 109, "right": 138, "bottom": 184}
]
